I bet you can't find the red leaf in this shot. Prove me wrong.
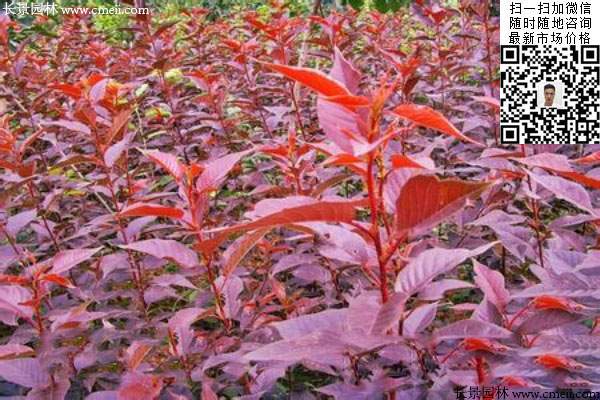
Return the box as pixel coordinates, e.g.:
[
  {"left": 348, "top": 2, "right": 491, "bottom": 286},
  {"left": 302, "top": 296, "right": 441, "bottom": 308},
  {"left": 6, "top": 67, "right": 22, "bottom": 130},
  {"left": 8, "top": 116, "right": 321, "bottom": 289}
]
[
  {"left": 501, "top": 376, "right": 532, "bottom": 388},
  {"left": 395, "top": 175, "right": 490, "bottom": 237},
  {"left": 0, "top": 274, "right": 29, "bottom": 286},
  {"left": 221, "top": 228, "right": 270, "bottom": 281},
  {"left": 535, "top": 354, "right": 584, "bottom": 371},
  {"left": 40, "top": 274, "right": 74, "bottom": 288},
  {"left": 323, "top": 153, "right": 364, "bottom": 169},
  {"left": 392, "top": 104, "right": 483, "bottom": 146},
  {"left": 553, "top": 170, "right": 600, "bottom": 191},
  {"left": 530, "top": 295, "right": 584, "bottom": 313},
  {"left": 573, "top": 151, "right": 600, "bottom": 165},
  {"left": 263, "top": 62, "right": 350, "bottom": 97},
  {"left": 0, "top": 159, "right": 17, "bottom": 172},
  {"left": 17, "top": 161, "right": 36, "bottom": 178},
  {"left": 119, "top": 203, "right": 184, "bottom": 220},
  {"left": 124, "top": 342, "right": 152, "bottom": 371},
  {"left": 321, "top": 94, "right": 370, "bottom": 110},
  {"left": 106, "top": 109, "right": 132, "bottom": 145},
  {"left": 222, "top": 38, "right": 242, "bottom": 51},
  {"left": 462, "top": 337, "right": 509, "bottom": 354},
  {"left": 390, "top": 154, "right": 426, "bottom": 169},
  {"left": 186, "top": 163, "right": 205, "bottom": 179},
  {"left": 117, "top": 372, "right": 163, "bottom": 400},
  {"left": 196, "top": 198, "right": 368, "bottom": 255},
  {"left": 142, "top": 149, "right": 185, "bottom": 182},
  {"left": 49, "top": 83, "right": 82, "bottom": 99},
  {"left": 18, "top": 128, "right": 44, "bottom": 159},
  {"left": 152, "top": 20, "right": 179, "bottom": 38}
]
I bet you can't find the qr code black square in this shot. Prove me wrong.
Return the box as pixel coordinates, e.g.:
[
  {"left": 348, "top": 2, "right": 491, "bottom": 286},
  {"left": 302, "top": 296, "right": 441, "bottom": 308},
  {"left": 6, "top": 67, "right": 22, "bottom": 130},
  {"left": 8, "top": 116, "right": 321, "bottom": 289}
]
[{"left": 501, "top": 45, "right": 600, "bottom": 144}]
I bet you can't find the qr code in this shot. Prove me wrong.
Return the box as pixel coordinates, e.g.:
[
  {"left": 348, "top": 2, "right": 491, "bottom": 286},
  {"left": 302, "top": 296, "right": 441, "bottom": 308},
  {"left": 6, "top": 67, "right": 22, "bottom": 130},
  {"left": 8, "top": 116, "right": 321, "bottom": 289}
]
[{"left": 501, "top": 45, "right": 600, "bottom": 144}]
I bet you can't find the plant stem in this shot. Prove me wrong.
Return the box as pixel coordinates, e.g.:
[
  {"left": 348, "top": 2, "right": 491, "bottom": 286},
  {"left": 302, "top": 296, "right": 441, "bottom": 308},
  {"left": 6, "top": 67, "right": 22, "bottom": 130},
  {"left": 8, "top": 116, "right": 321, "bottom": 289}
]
[{"left": 367, "top": 151, "right": 388, "bottom": 303}]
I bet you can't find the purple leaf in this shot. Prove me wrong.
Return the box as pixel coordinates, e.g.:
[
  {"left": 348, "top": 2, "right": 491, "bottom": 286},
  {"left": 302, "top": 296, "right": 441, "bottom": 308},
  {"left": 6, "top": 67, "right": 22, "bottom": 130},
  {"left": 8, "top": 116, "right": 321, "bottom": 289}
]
[
  {"left": 0, "top": 343, "right": 34, "bottom": 358},
  {"left": 89, "top": 78, "right": 108, "bottom": 104},
  {"left": 515, "top": 310, "right": 584, "bottom": 335},
  {"left": 473, "top": 260, "right": 510, "bottom": 313},
  {"left": 104, "top": 131, "right": 134, "bottom": 168},
  {"left": 85, "top": 391, "right": 118, "bottom": 400},
  {"left": 272, "top": 309, "right": 347, "bottom": 340},
  {"left": 271, "top": 253, "right": 320, "bottom": 275},
  {"left": 221, "top": 228, "right": 268, "bottom": 280},
  {"left": 316, "top": 98, "right": 361, "bottom": 154},
  {"left": 403, "top": 302, "right": 438, "bottom": 337},
  {"left": 243, "top": 330, "right": 348, "bottom": 365},
  {"left": 218, "top": 275, "right": 243, "bottom": 320},
  {"left": 99, "top": 252, "right": 129, "bottom": 278},
  {"left": 329, "top": 47, "right": 361, "bottom": 95},
  {"left": 523, "top": 335, "right": 600, "bottom": 357},
  {"left": 418, "top": 279, "right": 475, "bottom": 301},
  {"left": 370, "top": 292, "right": 408, "bottom": 335},
  {"left": 308, "top": 222, "right": 376, "bottom": 266},
  {"left": 51, "top": 247, "right": 102, "bottom": 275},
  {"left": 0, "top": 358, "right": 49, "bottom": 388},
  {"left": 6, "top": 209, "right": 36, "bottom": 236},
  {"left": 512, "top": 153, "right": 573, "bottom": 172},
  {"left": 196, "top": 149, "right": 253, "bottom": 193},
  {"left": 394, "top": 243, "right": 495, "bottom": 295},
  {"left": 49, "top": 305, "right": 107, "bottom": 332},
  {"left": 152, "top": 274, "right": 196, "bottom": 289},
  {"left": 470, "top": 210, "right": 535, "bottom": 262},
  {"left": 528, "top": 171, "right": 594, "bottom": 213},
  {"left": 0, "top": 286, "right": 33, "bottom": 325},
  {"left": 168, "top": 307, "right": 204, "bottom": 355},
  {"left": 434, "top": 319, "right": 513, "bottom": 341},
  {"left": 121, "top": 239, "right": 199, "bottom": 269},
  {"left": 45, "top": 120, "right": 91, "bottom": 135}
]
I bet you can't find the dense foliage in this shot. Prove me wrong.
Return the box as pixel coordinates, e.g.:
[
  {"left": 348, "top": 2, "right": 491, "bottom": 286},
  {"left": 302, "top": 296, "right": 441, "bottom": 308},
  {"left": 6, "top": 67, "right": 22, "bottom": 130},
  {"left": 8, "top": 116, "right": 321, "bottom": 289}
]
[{"left": 1, "top": 0, "right": 600, "bottom": 399}]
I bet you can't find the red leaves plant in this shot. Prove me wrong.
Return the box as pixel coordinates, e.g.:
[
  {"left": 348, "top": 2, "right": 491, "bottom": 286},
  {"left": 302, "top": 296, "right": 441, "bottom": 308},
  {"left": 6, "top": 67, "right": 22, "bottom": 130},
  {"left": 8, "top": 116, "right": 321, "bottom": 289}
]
[{"left": 0, "top": 2, "right": 599, "bottom": 399}]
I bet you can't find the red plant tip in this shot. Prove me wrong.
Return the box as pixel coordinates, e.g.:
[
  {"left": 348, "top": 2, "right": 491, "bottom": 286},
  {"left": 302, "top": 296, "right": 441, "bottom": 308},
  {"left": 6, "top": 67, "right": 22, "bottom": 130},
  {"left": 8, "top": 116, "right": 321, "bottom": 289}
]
[
  {"left": 261, "top": 62, "right": 350, "bottom": 97},
  {"left": 535, "top": 354, "right": 585, "bottom": 371},
  {"left": 501, "top": 376, "right": 530, "bottom": 388},
  {"left": 462, "top": 337, "right": 509, "bottom": 354},
  {"left": 391, "top": 104, "right": 485, "bottom": 147},
  {"left": 572, "top": 151, "right": 600, "bottom": 165},
  {"left": 530, "top": 295, "right": 584, "bottom": 313}
]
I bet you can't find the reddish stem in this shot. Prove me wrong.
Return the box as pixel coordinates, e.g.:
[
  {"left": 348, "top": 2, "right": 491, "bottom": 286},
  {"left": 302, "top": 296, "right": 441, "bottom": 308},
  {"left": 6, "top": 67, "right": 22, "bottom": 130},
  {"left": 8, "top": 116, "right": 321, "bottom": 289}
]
[{"left": 366, "top": 151, "right": 388, "bottom": 303}]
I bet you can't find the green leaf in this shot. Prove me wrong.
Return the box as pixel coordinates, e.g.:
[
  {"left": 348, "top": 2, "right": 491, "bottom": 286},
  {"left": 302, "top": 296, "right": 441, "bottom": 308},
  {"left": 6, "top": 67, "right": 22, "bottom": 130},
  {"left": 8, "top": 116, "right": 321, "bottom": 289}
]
[
  {"left": 373, "top": 0, "right": 409, "bottom": 13},
  {"left": 342, "top": 0, "right": 365, "bottom": 11}
]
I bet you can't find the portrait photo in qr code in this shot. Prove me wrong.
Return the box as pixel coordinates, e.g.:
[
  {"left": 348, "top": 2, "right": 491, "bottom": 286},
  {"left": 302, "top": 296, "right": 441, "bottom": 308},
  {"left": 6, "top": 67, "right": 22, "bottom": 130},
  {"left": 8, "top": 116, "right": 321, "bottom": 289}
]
[{"left": 501, "top": 45, "right": 600, "bottom": 144}]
